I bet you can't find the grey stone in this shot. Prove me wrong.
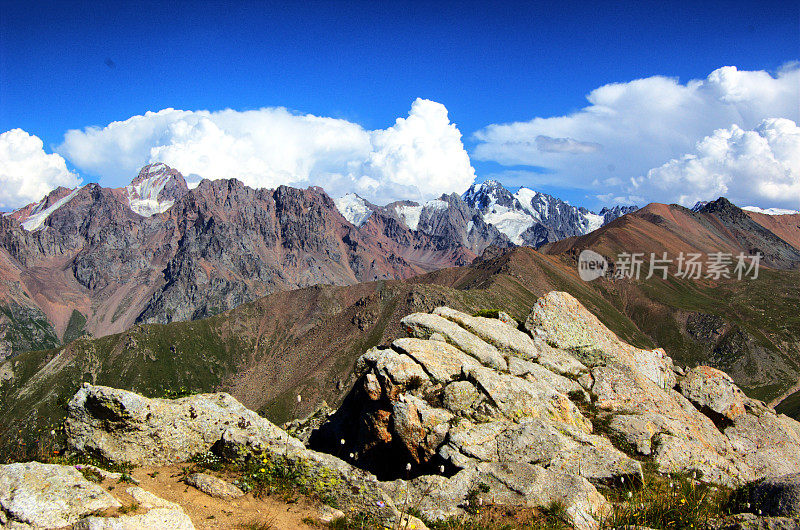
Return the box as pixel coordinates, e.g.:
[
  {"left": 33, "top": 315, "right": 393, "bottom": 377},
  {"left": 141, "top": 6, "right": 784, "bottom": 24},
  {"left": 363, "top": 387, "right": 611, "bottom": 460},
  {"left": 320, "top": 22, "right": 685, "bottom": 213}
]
[
  {"left": 125, "top": 487, "right": 182, "bottom": 510},
  {"left": 442, "top": 381, "right": 482, "bottom": 412},
  {"left": 66, "top": 384, "right": 303, "bottom": 466},
  {"left": 507, "top": 355, "right": 583, "bottom": 396},
  {"left": 316, "top": 504, "right": 345, "bottom": 524},
  {"left": 391, "top": 338, "right": 479, "bottom": 383},
  {"left": 0, "top": 462, "right": 121, "bottom": 529},
  {"left": 679, "top": 366, "right": 747, "bottom": 420},
  {"left": 184, "top": 473, "right": 244, "bottom": 499},
  {"left": 743, "top": 473, "right": 800, "bottom": 517},
  {"left": 526, "top": 291, "right": 675, "bottom": 389},
  {"left": 533, "top": 338, "right": 589, "bottom": 377},
  {"left": 433, "top": 307, "right": 539, "bottom": 360},
  {"left": 401, "top": 312, "right": 508, "bottom": 371},
  {"left": 73, "top": 508, "right": 196, "bottom": 529},
  {"left": 467, "top": 365, "right": 590, "bottom": 430}
]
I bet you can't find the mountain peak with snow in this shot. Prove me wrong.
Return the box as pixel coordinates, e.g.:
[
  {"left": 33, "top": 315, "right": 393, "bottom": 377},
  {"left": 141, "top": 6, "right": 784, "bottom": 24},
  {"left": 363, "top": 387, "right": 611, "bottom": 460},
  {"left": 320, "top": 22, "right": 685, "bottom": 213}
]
[
  {"left": 742, "top": 206, "right": 800, "bottom": 216},
  {"left": 462, "top": 180, "right": 637, "bottom": 245},
  {"left": 126, "top": 163, "right": 189, "bottom": 217},
  {"left": 334, "top": 193, "right": 373, "bottom": 227}
]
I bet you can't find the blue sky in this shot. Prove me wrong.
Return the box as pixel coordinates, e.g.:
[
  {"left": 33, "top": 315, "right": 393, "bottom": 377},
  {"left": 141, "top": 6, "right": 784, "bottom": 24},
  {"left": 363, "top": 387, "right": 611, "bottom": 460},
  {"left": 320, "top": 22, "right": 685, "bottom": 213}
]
[{"left": 1, "top": 0, "right": 799, "bottom": 210}]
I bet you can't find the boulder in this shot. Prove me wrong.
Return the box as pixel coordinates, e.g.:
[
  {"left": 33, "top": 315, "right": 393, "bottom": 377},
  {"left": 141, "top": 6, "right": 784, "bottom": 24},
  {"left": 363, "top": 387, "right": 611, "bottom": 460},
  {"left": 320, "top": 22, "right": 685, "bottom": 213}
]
[
  {"left": 125, "top": 487, "right": 182, "bottom": 511},
  {"left": 507, "top": 355, "right": 584, "bottom": 396},
  {"left": 391, "top": 338, "right": 479, "bottom": 383},
  {"left": 679, "top": 366, "right": 747, "bottom": 420},
  {"left": 66, "top": 384, "right": 303, "bottom": 466},
  {"left": 467, "top": 365, "right": 590, "bottom": 430},
  {"left": 445, "top": 417, "right": 641, "bottom": 486},
  {"left": 707, "top": 512, "right": 800, "bottom": 529},
  {"left": 73, "top": 508, "right": 195, "bottom": 529},
  {"left": 184, "top": 473, "right": 244, "bottom": 499},
  {"left": 315, "top": 504, "right": 345, "bottom": 524},
  {"left": 526, "top": 291, "right": 675, "bottom": 389},
  {"left": 724, "top": 409, "right": 800, "bottom": 479},
  {"left": 531, "top": 338, "right": 589, "bottom": 377},
  {"left": 380, "top": 461, "right": 610, "bottom": 530},
  {"left": 741, "top": 473, "right": 800, "bottom": 517},
  {"left": 0, "top": 462, "right": 121, "bottom": 528},
  {"left": 392, "top": 395, "right": 453, "bottom": 463}
]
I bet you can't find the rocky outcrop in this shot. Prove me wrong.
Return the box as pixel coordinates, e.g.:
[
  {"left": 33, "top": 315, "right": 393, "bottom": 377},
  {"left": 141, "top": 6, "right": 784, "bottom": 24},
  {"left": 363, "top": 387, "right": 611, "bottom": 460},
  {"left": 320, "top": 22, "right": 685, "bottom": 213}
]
[
  {"left": 65, "top": 384, "right": 398, "bottom": 521},
  {"left": 309, "top": 291, "right": 800, "bottom": 528},
  {"left": 6, "top": 290, "right": 800, "bottom": 529},
  {"left": 65, "top": 383, "right": 302, "bottom": 467}
]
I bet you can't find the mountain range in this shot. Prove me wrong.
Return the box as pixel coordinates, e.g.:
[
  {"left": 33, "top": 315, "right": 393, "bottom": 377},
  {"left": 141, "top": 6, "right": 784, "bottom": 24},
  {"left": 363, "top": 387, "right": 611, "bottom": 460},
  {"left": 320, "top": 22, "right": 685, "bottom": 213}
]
[
  {"left": 0, "top": 164, "right": 637, "bottom": 359},
  {"left": 2, "top": 192, "right": 800, "bottom": 459}
]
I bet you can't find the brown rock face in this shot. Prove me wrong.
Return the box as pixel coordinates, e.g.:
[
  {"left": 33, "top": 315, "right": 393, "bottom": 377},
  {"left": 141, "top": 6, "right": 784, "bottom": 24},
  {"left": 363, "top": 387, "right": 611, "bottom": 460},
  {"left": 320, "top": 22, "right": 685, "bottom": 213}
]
[{"left": 0, "top": 164, "right": 509, "bottom": 356}]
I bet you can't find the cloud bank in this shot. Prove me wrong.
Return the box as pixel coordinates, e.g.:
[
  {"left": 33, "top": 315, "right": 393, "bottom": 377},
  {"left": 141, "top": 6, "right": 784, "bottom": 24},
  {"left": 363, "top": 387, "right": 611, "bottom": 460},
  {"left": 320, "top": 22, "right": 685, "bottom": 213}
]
[
  {"left": 59, "top": 98, "right": 475, "bottom": 205},
  {"left": 639, "top": 118, "right": 800, "bottom": 209},
  {"left": 473, "top": 64, "right": 800, "bottom": 208},
  {"left": 0, "top": 129, "right": 81, "bottom": 210}
]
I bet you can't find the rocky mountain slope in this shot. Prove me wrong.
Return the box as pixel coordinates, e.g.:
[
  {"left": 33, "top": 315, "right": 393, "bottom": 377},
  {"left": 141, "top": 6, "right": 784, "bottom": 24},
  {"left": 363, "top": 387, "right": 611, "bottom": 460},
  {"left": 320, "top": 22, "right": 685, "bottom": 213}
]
[
  {"left": 1, "top": 168, "right": 646, "bottom": 360},
  {"left": 3, "top": 244, "right": 800, "bottom": 464},
  {"left": 2, "top": 294, "right": 799, "bottom": 529},
  {"left": 0, "top": 164, "right": 510, "bottom": 358},
  {"left": 539, "top": 198, "right": 800, "bottom": 409},
  {"left": 461, "top": 180, "right": 637, "bottom": 246}
]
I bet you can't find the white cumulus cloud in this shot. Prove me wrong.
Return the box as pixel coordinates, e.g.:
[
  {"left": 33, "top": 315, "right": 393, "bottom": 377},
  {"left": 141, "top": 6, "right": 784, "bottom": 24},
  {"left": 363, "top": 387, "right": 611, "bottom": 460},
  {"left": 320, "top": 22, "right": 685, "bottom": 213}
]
[
  {"left": 638, "top": 118, "right": 800, "bottom": 209},
  {"left": 472, "top": 64, "right": 800, "bottom": 208},
  {"left": 0, "top": 129, "right": 81, "bottom": 210},
  {"left": 58, "top": 99, "right": 474, "bottom": 205}
]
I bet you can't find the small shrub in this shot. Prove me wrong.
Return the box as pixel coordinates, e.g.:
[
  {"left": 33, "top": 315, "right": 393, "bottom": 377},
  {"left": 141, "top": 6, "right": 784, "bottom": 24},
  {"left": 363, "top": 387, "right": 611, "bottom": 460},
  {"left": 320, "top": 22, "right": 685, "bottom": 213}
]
[
  {"left": 406, "top": 375, "right": 426, "bottom": 391},
  {"left": 241, "top": 453, "right": 339, "bottom": 507},
  {"left": 78, "top": 466, "right": 103, "bottom": 483},
  {"left": 117, "top": 472, "right": 136, "bottom": 484},
  {"left": 473, "top": 309, "right": 501, "bottom": 319},
  {"left": 48, "top": 453, "right": 133, "bottom": 474},
  {"left": 118, "top": 502, "right": 139, "bottom": 515},
  {"left": 189, "top": 450, "right": 224, "bottom": 471}
]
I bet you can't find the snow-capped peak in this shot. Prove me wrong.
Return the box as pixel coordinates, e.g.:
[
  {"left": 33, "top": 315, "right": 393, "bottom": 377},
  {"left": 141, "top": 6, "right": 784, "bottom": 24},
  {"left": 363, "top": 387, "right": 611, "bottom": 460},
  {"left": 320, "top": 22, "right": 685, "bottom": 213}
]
[
  {"left": 742, "top": 206, "right": 800, "bottom": 216},
  {"left": 395, "top": 199, "right": 449, "bottom": 231},
  {"left": 462, "top": 179, "right": 636, "bottom": 245},
  {"left": 334, "top": 193, "right": 373, "bottom": 227},
  {"left": 21, "top": 187, "right": 82, "bottom": 231},
  {"left": 126, "top": 163, "right": 183, "bottom": 217}
]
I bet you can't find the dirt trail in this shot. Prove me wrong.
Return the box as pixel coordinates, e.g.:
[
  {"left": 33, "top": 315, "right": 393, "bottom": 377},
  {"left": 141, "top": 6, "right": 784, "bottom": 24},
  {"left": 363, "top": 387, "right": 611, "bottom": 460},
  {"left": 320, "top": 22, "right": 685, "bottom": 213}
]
[{"left": 97, "top": 465, "right": 321, "bottom": 529}]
